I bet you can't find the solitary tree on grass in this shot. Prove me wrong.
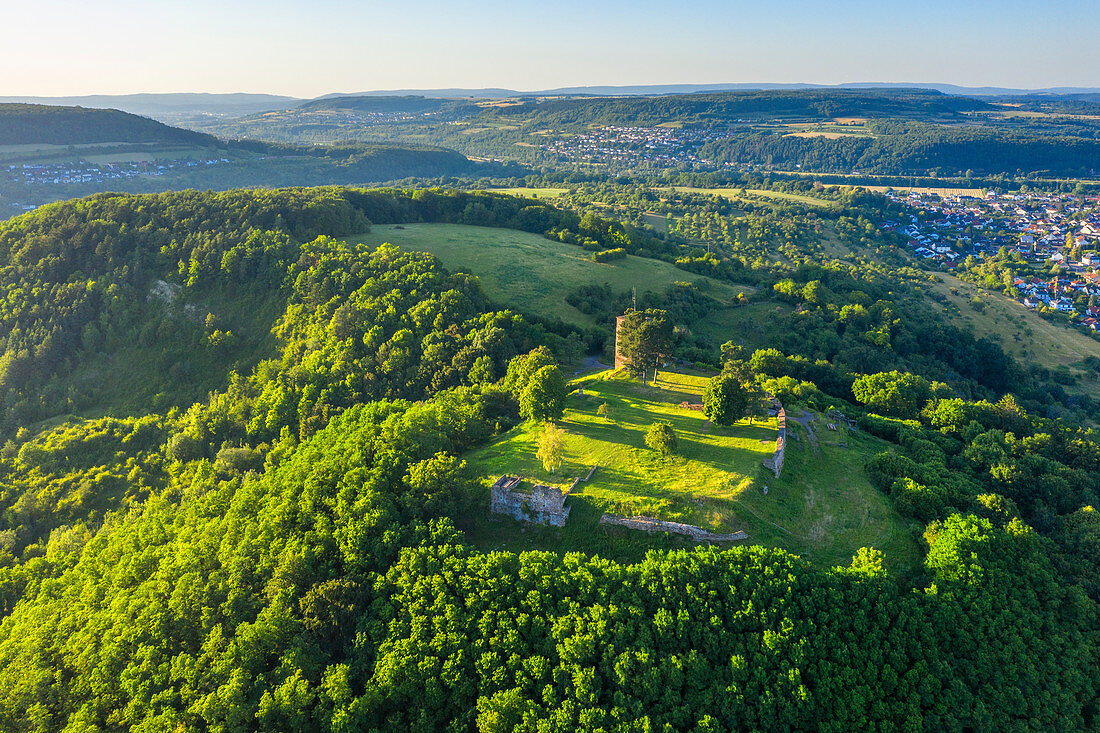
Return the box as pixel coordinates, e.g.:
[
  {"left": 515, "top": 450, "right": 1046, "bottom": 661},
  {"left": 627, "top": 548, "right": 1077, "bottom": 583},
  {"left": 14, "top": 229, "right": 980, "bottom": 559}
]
[
  {"left": 618, "top": 309, "right": 672, "bottom": 384},
  {"left": 537, "top": 423, "right": 565, "bottom": 473},
  {"left": 645, "top": 421, "right": 678, "bottom": 456}
]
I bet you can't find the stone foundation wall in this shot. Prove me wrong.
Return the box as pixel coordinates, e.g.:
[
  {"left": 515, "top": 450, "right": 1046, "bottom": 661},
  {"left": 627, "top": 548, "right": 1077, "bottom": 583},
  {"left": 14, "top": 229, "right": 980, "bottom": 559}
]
[
  {"left": 762, "top": 400, "right": 786, "bottom": 477},
  {"left": 600, "top": 513, "right": 747, "bottom": 542}
]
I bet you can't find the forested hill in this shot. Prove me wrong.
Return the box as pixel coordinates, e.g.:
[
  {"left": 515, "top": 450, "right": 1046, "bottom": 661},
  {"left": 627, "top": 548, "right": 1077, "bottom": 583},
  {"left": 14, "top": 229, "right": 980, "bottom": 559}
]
[
  {"left": 296, "top": 95, "right": 466, "bottom": 115},
  {"left": 0, "top": 188, "right": 1096, "bottom": 730},
  {"left": 483, "top": 88, "right": 991, "bottom": 127},
  {"left": 0, "top": 103, "right": 218, "bottom": 146}
]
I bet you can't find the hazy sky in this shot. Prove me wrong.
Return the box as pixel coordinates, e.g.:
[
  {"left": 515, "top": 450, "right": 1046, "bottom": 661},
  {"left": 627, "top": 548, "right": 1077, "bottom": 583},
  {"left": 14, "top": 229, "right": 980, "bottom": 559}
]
[{"left": 4, "top": 0, "right": 1098, "bottom": 97}]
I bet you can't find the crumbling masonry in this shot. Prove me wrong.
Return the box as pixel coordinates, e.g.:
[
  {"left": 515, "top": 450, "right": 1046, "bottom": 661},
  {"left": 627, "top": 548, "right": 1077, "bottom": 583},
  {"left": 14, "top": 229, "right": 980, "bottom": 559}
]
[
  {"left": 762, "top": 399, "right": 786, "bottom": 477},
  {"left": 490, "top": 475, "right": 571, "bottom": 527}
]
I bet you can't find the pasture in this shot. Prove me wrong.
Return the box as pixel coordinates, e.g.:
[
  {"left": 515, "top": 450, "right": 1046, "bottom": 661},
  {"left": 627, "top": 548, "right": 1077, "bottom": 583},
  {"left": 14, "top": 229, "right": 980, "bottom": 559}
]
[
  {"left": 342, "top": 223, "right": 750, "bottom": 325},
  {"left": 483, "top": 187, "right": 568, "bottom": 200},
  {"left": 928, "top": 272, "right": 1100, "bottom": 397}
]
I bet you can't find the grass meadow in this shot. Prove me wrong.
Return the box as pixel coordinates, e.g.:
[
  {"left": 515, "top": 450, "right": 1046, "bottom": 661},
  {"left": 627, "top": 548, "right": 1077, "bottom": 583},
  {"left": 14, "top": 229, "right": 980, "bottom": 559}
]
[
  {"left": 343, "top": 223, "right": 749, "bottom": 326},
  {"left": 458, "top": 370, "right": 920, "bottom": 571}
]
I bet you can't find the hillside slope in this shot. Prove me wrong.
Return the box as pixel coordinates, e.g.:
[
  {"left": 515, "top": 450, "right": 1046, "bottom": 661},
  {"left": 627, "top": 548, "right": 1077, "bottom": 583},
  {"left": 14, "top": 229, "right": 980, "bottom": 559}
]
[
  {"left": 0, "top": 103, "right": 218, "bottom": 146},
  {"left": 0, "top": 187, "right": 1094, "bottom": 730},
  {"left": 345, "top": 223, "right": 751, "bottom": 326}
]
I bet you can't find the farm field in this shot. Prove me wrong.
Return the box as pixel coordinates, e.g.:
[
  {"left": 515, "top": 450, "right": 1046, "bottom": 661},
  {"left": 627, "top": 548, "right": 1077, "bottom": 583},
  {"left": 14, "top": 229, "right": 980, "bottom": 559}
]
[
  {"left": 671, "top": 186, "right": 837, "bottom": 208},
  {"left": 343, "top": 223, "right": 750, "bottom": 325},
  {"left": 782, "top": 122, "right": 873, "bottom": 139},
  {"left": 458, "top": 370, "right": 920, "bottom": 571}
]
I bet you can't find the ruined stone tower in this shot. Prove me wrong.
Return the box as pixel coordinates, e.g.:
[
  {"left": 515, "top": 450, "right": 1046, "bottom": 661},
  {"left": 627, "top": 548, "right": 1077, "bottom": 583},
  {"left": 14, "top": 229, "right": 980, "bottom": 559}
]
[{"left": 614, "top": 314, "right": 628, "bottom": 369}]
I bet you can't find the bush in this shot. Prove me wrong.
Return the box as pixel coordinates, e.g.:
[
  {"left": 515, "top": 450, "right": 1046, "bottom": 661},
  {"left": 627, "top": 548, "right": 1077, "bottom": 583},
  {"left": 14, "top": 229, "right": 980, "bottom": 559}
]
[
  {"left": 645, "top": 421, "right": 678, "bottom": 455},
  {"left": 702, "top": 374, "right": 748, "bottom": 426},
  {"left": 593, "top": 248, "right": 627, "bottom": 263}
]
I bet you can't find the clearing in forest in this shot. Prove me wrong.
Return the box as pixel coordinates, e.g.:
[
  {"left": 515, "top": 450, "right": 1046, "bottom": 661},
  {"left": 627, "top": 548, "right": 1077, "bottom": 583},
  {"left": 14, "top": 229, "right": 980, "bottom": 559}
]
[
  {"left": 482, "top": 187, "right": 568, "bottom": 199},
  {"left": 459, "top": 369, "right": 920, "bottom": 571},
  {"left": 343, "top": 223, "right": 750, "bottom": 326}
]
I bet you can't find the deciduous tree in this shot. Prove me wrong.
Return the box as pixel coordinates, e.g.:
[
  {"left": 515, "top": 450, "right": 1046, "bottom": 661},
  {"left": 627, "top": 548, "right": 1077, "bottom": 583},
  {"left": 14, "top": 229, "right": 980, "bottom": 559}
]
[
  {"left": 536, "top": 423, "right": 565, "bottom": 473},
  {"left": 645, "top": 421, "right": 677, "bottom": 456}
]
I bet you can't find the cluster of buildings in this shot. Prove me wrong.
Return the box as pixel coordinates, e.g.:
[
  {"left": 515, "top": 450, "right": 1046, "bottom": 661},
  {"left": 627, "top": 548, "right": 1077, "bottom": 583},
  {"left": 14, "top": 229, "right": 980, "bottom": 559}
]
[
  {"left": 5, "top": 157, "right": 229, "bottom": 187},
  {"left": 1013, "top": 274, "right": 1100, "bottom": 319},
  {"left": 305, "top": 109, "right": 445, "bottom": 126},
  {"left": 541, "top": 125, "right": 730, "bottom": 166},
  {"left": 881, "top": 188, "right": 1100, "bottom": 323}
]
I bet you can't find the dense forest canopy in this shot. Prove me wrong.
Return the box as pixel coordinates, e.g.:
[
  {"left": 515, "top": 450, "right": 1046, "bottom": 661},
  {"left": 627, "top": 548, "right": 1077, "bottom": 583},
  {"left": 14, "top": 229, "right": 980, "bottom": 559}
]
[
  {"left": 483, "top": 89, "right": 991, "bottom": 128},
  {"left": 0, "top": 187, "right": 1096, "bottom": 730},
  {"left": 0, "top": 103, "right": 218, "bottom": 146},
  {"left": 297, "top": 95, "right": 469, "bottom": 115},
  {"left": 697, "top": 120, "right": 1100, "bottom": 176}
]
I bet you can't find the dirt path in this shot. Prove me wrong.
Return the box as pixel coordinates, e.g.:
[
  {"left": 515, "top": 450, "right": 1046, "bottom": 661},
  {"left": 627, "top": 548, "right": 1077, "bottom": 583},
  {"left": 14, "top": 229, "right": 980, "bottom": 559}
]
[
  {"left": 574, "top": 355, "right": 611, "bottom": 377},
  {"left": 788, "top": 410, "right": 820, "bottom": 453}
]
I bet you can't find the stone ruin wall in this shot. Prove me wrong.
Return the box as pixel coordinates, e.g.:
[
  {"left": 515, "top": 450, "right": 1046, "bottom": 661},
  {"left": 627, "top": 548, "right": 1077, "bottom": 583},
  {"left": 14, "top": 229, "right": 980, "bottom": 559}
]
[
  {"left": 490, "top": 475, "right": 572, "bottom": 527},
  {"left": 762, "top": 400, "right": 786, "bottom": 477},
  {"left": 614, "top": 315, "right": 628, "bottom": 369},
  {"left": 600, "top": 513, "right": 747, "bottom": 542}
]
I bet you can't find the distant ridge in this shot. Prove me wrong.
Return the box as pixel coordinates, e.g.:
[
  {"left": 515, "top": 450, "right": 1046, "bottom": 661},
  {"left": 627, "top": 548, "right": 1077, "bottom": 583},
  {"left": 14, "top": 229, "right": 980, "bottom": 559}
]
[
  {"left": 317, "top": 82, "right": 1100, "bottom": 100},
  {"left": 0, "top": 93, "right": 302, "bottom": 118},
  {"left": 0, "top": 103, "right": 220, "bottom": 146},
  {"left": 8, "top": 85, "right": 1100, "bottom": 123}
]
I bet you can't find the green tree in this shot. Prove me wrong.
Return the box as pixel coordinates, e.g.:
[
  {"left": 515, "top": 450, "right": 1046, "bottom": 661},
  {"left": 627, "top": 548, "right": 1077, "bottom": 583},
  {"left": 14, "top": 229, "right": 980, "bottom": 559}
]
[
  {"left": 852, "top": 370, "right": 932, "bottom": 418},
  {"left": 702, "top": 374, "right": 749, "bottom": 426},
  {"left": 720, "top": 341, "right": 753, "bottom": 383},
  {"left": 503, "top": 347, "right": 557, "bottom": 397},
  {"left": 645, "top": 421, "right": 678, "bottom": 456},
  {"left": 401, "top": 451, "right": 471, "bottom": 518},
  {"left": 469, "top": 355, "right": 495, "bottom": 385},
  {"left": 519, "top": 365, "right": 567, "bottom": 422},
  {"left": 846, "top": 546, "right": 888, "bottom": 578},
  {"left": 536, "top": 423, "right": 565, "bottom": 473},
  {"left": 617, "top": 309, "right": 672, "bottom": 384}
]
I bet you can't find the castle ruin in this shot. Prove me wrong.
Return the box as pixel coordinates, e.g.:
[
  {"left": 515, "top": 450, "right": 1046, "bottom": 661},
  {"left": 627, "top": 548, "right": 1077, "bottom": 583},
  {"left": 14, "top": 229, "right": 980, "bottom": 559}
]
[
  {"left": 614, "top": 314, "right": 628, "bottom": 369},
  {"left": 762, "top": 398, "right": 786, "bottom": 477},
  {"left": 490, "top": 475, "right": 571, "bottom": 527}
]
